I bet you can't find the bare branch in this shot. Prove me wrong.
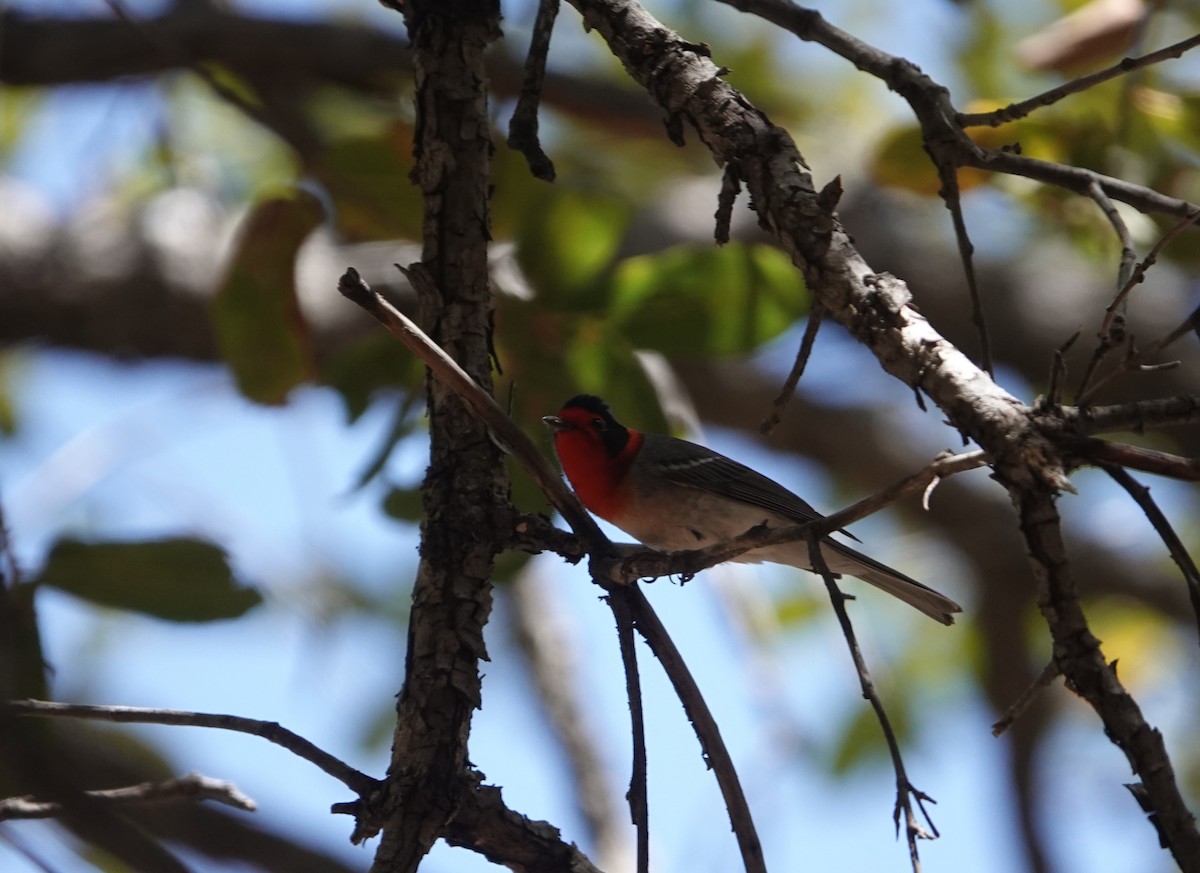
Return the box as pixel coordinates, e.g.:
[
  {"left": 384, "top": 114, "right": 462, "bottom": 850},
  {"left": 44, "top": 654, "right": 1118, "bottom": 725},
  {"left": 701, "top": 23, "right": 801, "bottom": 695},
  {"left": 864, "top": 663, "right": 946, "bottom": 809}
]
[
  {"left": 1101, "top": 464, "right": 1200, "bottom": 644},
  {"left": 623, "top": 587, "right": 767, "bottom": 873},
  {"left": 1086, "top": 179, "right": 1138, "bottom": 292},
  {"left": 1016, "top": 489, "right": 1200, "bottom": 866},
  {"left": 6, "top": 700, "right": 379, "bottom": 797},
  {"left": 443, "top": 777, "right": 604, "bottom": 873},
  {"left": 1055, "top": 395, "right": 1200, "bottom": 435},
  {"left": 610, "top": 590, "right": 650, "bottom": 873},
  {"left": 760, "top": 305, "right": 823, "bottom": 434},
  {"left": 992, "top": 661, "right": 1061, "bottom": 737},
  {"left": 958, "top": 32, "right": 1200, "bottom": 128},
  {"left": 338, "top": 267, "right": 605, "bottom": 551},
  {"left": 804, "top": 530, "right": 936, "bottom": 872},
  {"left": 507, "top": 0, "right": 560, "bottom": 180},
  {"left": 1098, "top": 209, "right": 1200, "bottom": 342},
  {"left": 1071, "top": 438, "right": 1200, "bottom": 482},
  {"left": 935, "top": 158, "right": 993, "bottom": 376},
  {"left": 0, "top": 774, "right": 257, "bottom": 821}
]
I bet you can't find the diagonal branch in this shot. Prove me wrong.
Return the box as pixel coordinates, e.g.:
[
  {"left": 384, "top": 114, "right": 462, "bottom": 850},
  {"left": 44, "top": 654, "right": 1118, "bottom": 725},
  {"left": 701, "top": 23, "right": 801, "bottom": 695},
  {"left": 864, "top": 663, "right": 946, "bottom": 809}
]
[
  {"left": 610, "top": 589, "right": 650, "bottom": 873},
  {"left": 0, "top": 773, "right": 257, "bottom": 821},
  {"left": 1100, "top": 464, "right": 1200, "bottom": 644},
  {"left": 805, "top": 531, "right": 937, "bottom": 873},
  {"left": 442, "top": 775, "right": 604, "bottom": 873},
  {"left": 1054, "top": 396, "right": 1200, "bottom": 434},
  {"left": 6, "top": 699, "right": 379, "bottom": 797},
  {"left": 760, "top": 304, "right": 824, "bottom": 434},
  {"left": 507, "top": 0, "right": 560, "bottom": 180},
  {"left": 958, "top": 32, "right": 1200, "bottom": 128},
  {"left": 1017, "top": 489, "right": 1200, "bottom": 869}
]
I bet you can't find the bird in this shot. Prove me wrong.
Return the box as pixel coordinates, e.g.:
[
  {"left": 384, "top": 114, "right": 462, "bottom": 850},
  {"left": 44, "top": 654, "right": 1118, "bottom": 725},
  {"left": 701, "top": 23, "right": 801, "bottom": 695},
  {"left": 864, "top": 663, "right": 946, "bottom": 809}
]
[{"left": 543, "top": 394, "right": 961, "bottom": 625}]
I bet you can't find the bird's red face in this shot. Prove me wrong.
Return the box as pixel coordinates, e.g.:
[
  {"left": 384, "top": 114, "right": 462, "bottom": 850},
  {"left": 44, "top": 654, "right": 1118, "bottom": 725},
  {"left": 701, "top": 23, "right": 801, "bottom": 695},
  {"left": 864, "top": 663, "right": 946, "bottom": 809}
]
[{"left": 543, "top": 396, "right": 641, "bottom": 521}]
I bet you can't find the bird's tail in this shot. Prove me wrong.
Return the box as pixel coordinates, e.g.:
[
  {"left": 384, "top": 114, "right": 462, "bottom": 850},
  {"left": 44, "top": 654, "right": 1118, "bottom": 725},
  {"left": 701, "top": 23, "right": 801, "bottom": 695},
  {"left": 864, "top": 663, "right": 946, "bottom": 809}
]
[{"left": 822, "top": 540, "right": 962, "bottom": 626}]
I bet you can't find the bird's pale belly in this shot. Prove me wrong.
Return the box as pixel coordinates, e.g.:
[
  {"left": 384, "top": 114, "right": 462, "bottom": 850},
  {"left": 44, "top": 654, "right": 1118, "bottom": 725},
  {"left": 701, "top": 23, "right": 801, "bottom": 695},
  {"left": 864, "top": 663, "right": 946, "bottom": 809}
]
[{"left": 612, "top": 487, "right": 793, "bottom": 562}]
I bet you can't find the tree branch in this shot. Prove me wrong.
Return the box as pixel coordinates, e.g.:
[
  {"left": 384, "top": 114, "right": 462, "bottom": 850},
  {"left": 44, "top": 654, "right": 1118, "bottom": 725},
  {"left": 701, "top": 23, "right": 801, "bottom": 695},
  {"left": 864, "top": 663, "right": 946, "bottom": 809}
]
[
  {"left": 805, "top": 532, "right": 937, "bottom": 872},
  {"left": 0, "top": 773, "right": 256, "bottom": 821},
  {"left": 1017, "top": 489, "right": 1200, "bottom": 868},
  {"left": 6, "top": 699, "right": 379, "bottom": 797},
  {"left": 443, "top": 776, "right": 603, "bottom": 873},
  {"left": 1054, "top": 396, "right": 1200, "bottom": 435},
  {"left": 1100, "top": 464, "right": 1200, "bottom": 644},
  {"left": 958, "top": 32, "right": 1200, "bottom": 128}
]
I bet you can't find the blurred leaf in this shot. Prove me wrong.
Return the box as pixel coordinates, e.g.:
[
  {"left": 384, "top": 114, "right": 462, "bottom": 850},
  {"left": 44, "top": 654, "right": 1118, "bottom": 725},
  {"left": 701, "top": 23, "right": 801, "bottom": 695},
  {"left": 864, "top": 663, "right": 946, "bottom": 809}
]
[
  {"left": 870, "top": 125, "right": 1000, "bottom": 196},
  {"left": 0, "top": 348, "right": 19, "bottom": 435},
  {"left": 492, "top": 550, "right": 532, "bottom": 586},
  {"left": 321, "top": 332, "right": 425, "bottom": 424},
  {"left": 211, "top": 190, "right": 322, "bottom": 405},
  {"left": 353, "top": 394, "right": 425, "bottom": 489},
  {"left": 566, "top": 320, "right": 667, "bottom": 429},
  {"left": 313, "top": 127, "right": 422, "bottom": 241},
  {"left": 2, "top": 582, "right": 49, "bottom": 700},
  {"left": 383, "top": 485, "right": 424, "bottom": 523},
  {"left": 773, "top": 590, "right": 820, "bottom": 629},
  {"left": 609, "top": 243, "right": 807, "bottom": 357},
  {"left": 516, "top": 188, "right": 630, "bottom": 308},
  {"left": 0, "top": 88, "right": 45, "bottom": 159},
  {"left": 829, "top": 696, "right": 910, "bottom": 775},
  {"left": 34, "top": 538, "right": 262, "bottom": 623}
]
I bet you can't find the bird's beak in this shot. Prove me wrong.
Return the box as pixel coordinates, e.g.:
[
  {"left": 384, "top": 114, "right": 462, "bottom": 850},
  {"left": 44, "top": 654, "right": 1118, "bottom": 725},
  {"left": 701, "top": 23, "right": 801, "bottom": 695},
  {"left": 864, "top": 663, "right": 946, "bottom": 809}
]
[{"left": 542, "top": 414, "right": 570, "bottom": 431}]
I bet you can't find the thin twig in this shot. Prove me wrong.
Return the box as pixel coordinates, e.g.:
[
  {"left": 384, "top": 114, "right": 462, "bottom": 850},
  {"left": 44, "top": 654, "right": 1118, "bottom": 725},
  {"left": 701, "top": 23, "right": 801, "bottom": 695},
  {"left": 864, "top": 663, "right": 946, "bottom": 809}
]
[
  {"left": 804, "top": 530, "right": 936, "bottom": 873},
  {"left": 936, "top": 161, "right": 992, "bottom": 376},
  {"left": 1055, "top": 395, "right": 1200, "bottom": 435},
  {"left": 610, "top": 590, "right": 650, "bottom": 873},
  {"left": 624, "top": 587, "right": 767, "bottom": 873},
  {"left": 507, "top": 572, "right": 626, "bottom": 863},
  {"left": 507, "top": 0, "right": 559, "bottom": 180},
  {"left": 1086, "top": 179, "right": 1138, "bottom": 291},
  {"left": 1099, "top": 209, "right": 1200, "bottom": 341},
  {"left": 715, "top": 163, "right": 742, "bottom": 245},
  {"left": 1072, "top": 438, "right": 1200, "bottom": 482},
  {"left": 0, "top": 773, "right": 257, "bottom": 821},
  {"left": 6, "top": 700, "right": 379, "bottom": 797},
  {"left": 958, "top": 32, "right": 1200, "bottom": 128},
  {"left": 992, "top": 661, "right": 1061, "bottom": 736},
  {"left": 338, "top": 267, "right": 602, "bottom": 544},
  {"left": 761, "top": 305, "right": 823, "bottom": 434},
  {"left": 1042, "top": 330, "right": 1081, "bottom": 410},
  {"left": 1101, "top": 464, "right": 1200, "bottom": 645}
]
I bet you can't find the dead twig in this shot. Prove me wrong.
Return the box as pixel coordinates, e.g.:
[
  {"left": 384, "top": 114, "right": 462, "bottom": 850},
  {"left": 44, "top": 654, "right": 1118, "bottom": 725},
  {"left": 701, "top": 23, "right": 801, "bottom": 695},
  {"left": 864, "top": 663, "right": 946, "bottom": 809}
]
[{"left": 0, "top": 773, "right": 256, "bottom": 821}]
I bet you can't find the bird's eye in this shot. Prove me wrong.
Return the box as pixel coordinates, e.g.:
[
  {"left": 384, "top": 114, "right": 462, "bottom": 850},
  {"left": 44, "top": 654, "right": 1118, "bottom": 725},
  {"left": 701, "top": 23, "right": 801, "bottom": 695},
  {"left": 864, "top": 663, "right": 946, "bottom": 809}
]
[{"left": 590, "top": 417, "right": 605, "bottom": 431}]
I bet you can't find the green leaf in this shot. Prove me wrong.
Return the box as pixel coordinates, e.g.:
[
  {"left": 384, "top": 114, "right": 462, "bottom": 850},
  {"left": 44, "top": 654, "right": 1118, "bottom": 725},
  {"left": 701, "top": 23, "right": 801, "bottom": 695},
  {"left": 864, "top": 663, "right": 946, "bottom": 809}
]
[
  {"left": 516, "top": 188, "right": 630, "bottom": 308},
  {"left": 2, "top": 582, "right": 49, "bottom": 700},
  {"left": 211, "top": 190, "right": 322, "bottom": 405},
  {"left": 312, "top": 127, "right": 423, "bottom": 241},
  {"left": 34, "top": 537, "right": 262, "bottom": 623},
  {"left": 829, "top": 697, "right": 910, "bottom": 775},
  {"left": 321, "top": 332, "right": 424, "bottom": 424},
  {"left": 609, "top": 243, "right": 807, "bottom": 357},
  {"left": 382, "top": 486, "right": 424, "bottom": 523}
]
